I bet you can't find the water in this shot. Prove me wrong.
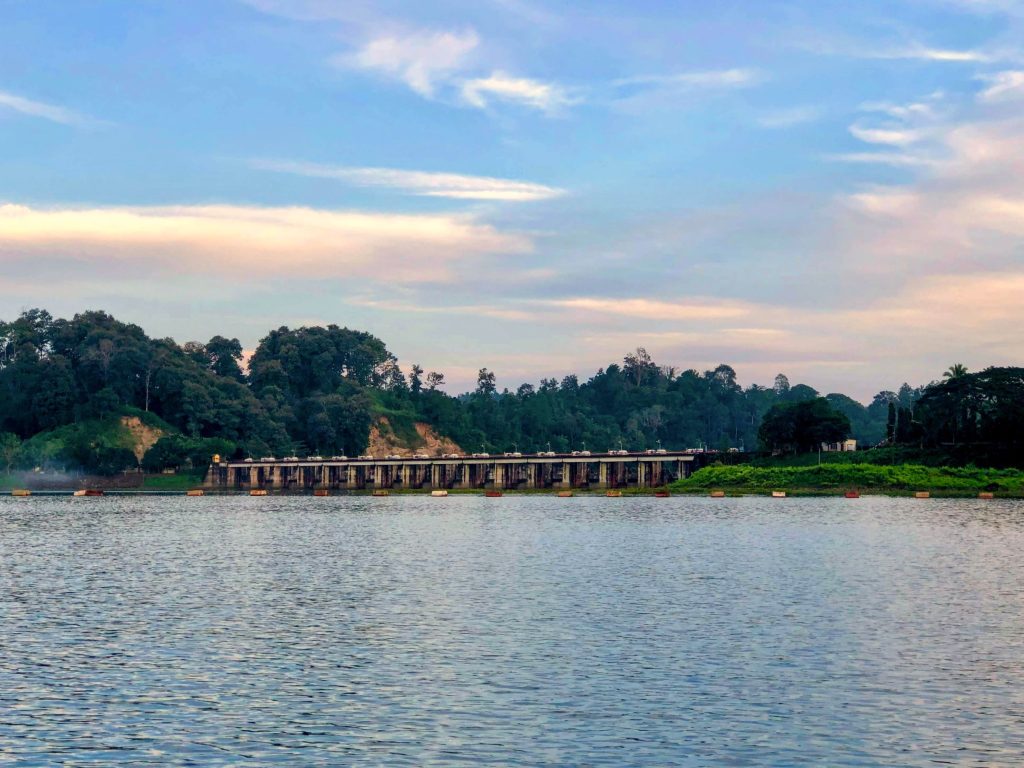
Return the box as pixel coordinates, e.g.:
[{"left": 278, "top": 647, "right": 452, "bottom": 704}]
[{"left": 2, "top": 495, "right": 1023, "bottom": 766}]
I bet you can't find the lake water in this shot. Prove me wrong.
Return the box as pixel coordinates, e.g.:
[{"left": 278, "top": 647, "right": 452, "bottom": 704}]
[{"left": 1, "top": 495, "right": 1023, "bottom": 766}]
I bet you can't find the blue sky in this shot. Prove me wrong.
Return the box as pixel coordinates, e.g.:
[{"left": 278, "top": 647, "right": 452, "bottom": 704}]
[{"left": 2, "top": 0, "right": 1023, "bottom": 399}]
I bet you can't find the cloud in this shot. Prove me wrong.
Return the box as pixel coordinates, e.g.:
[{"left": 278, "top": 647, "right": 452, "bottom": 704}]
[
  {"left": 978, "top": 70, "right": 1024, "bottom": 101},
  {"left": 250, "top": 159, "right": 566, "bottom": 201},
  {"left": 338, "top": 28, "right": 479, "bottom": 97},
  {"left": 757, "top": 105, "right": 824, "bottom": 129},
  {"left": 349, "top": 297, "right": 534, "bottom": 321},
  {"left": 0, "top": 202, "right": 531, "bottom": 283},
  {"left": 612, "top": 68, "right": 761, "bottom": 90},
  {"left": 889, "top": 46, "right": 992, "bottom": 62},
  {"left": 849, "top": 124, "right": 925, "bottom": 146},
  {"left": 827, "top": 152, "right": 933, "bottom": 167},
  {"left": 542, "top": 297, "right": 752, "bottom": 322},
  {"left": 803, "top": 35, "right": 1005, "bottom": 64},
  {"left": 860, "top": 100, "right": 939, "bottom": 120},
  {"left": 460, "top": 71, "right": 575, "bottom": 113},
  {"left": 0, "top": 90, "right": 91, "bottom": 126}
]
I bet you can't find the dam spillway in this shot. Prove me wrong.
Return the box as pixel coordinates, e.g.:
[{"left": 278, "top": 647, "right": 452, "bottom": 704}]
[{"left": 208, "top": 452, "right": 701, "bottom": 491}]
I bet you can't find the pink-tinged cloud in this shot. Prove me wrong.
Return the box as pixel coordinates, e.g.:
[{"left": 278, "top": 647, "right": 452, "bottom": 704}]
[{"left": 0, "top": 203, "right": 532, "bottom": 283}]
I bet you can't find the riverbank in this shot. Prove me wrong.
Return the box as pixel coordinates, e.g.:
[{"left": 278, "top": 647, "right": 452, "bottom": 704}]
[
  {"left": 671, "top": 463, "right": 1024, "bottom": 497},
  {"left": 0, "top": 470, "right": 207, "bottom": 493}
]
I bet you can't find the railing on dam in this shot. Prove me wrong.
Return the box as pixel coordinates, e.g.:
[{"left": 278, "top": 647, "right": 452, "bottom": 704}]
[{"left": 208, "top": 452, "right": 702, "bottom": 491}]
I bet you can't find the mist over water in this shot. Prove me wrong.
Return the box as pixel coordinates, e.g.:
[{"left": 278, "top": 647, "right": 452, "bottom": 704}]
[{"left": 2, "top": 496, "right": 1023, "bottom": 765}]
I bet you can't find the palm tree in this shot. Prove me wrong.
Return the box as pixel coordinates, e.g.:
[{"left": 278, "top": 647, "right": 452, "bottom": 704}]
[
  {"left": 943, "top": 363, "right": 968, "bottom": 380},
  {"left": 942, "top": 364, "right": 969, "bottom": 445}
]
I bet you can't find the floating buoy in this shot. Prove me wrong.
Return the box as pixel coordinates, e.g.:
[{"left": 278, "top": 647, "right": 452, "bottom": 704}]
[
  {"left": 431, "top": 490, "right": 448, "bottom": 497},
  {"left": 978, "top": 492, "right": 995, "bottom": 499},
  {"left": 250, "top": 489, "right": 268, "bottom": 496},
  {"left": 710, "top": 490, "right": 726, "bottom": 498},
  {"left": 605, "top": 490, "right": 623, "bottom": 497},
  {"left": 11, "top": 489, "right": 31, "bottom": 497},
  {"left": 845, "top": 491, "right": 860, "bottom": 499},
  {"left": 914, "top": 491, "right": 931, "bottom": 499},
  {"left": 772, "top": 491, "right": 786, "bottom": 498},
  {"left": 313, "top": 489, "right": 329, "bottom": 497},
  {"left": 186, "top": 489, "right": 204, "bottom": 497}
]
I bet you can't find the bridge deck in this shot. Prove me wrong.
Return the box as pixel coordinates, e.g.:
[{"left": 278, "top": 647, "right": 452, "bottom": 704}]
[{"left": 210, "top": 452, "right": 703, "bottom": 490}]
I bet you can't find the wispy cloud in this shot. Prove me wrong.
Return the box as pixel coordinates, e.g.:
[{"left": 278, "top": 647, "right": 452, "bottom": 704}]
[
  {"left": 0, "top": 89, "right": 91, "bottom": 126},
  {"left": 887, "top": 45, "right": 993, "bottom": 62},
  {"left": 849, "top": 124, "right": 925, "bottom": 146},
  {"left": 336, "top": 28, "right": 479, "bottom": 97},
  {"left": 250, "top": 159, "right": 567, "bottom": 201},
  {"left": 349, "top": 297, "right": 534, "bottom": 321},
  {"left": 0, "top": 202, "right": 531, "bottom": 283},
  {"left": 757, "top": 105, "right": 823, "bottom": 129},
  {"left": 827, "top": 152, "right": 933, "bottom": 167},
  {"left": 802, "top": 36, "right": 1003, "bottom": 64},
  {"left": 612, "top": 68, "right": 761, "bottom": 90},
  {"left": 460, "top": 72, "right": 575, "bottom": 113},
  {"left": 543, "top": 297, "right": 751, "bottom": 321},
  {"left": 978, "top": 70, "right": 1024, "bottom": 101}
]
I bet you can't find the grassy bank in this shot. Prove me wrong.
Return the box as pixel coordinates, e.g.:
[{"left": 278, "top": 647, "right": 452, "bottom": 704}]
[
  {"left": 672, "top": 463, "right": 1024, "bottom": 496},
  {"left": 141, "top": 470, "right": 207, "bottom": 491}
]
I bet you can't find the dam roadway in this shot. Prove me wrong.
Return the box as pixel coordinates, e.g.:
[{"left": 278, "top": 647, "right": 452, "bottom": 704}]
[{"left": 208, "top": 451, "right": 707, "bottom": 491}]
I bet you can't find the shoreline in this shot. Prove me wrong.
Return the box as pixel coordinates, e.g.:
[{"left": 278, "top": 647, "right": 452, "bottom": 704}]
[{"left": 5, "top": 487, "right": 1021, "bottom": 499}]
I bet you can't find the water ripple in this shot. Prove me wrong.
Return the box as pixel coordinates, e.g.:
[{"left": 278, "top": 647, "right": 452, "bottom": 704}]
[{"left": 2, "top": 496, "right": 1024, "bottom": 765}]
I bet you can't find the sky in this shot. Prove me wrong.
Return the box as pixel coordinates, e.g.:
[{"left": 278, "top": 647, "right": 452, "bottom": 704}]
[{"left": 1, "top": 0, "right": 1023, "bottom": 400}]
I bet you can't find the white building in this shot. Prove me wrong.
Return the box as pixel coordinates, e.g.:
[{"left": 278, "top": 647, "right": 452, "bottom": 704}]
[{"left": 821, "top": 439, "right": 857, "bottom": 452}]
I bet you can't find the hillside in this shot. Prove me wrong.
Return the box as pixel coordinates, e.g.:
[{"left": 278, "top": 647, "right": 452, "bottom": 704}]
[{"left": 368, "top": 417, "right": 462, "bottom": 457}]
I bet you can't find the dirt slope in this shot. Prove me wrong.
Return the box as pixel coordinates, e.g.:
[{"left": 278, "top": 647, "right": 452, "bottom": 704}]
[
  {"left": 367, "top": 417, "right": 462, "bottom": 457},
  {"left": 121, "top": 415, "right": 164, "bottom": 462}
]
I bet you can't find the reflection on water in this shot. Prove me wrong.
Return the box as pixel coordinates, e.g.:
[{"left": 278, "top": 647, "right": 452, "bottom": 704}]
[{"left": 2, "top": 495, "right": 1024, "bottom": 765}]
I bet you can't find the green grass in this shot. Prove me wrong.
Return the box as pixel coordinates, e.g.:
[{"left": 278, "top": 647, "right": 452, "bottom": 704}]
[
  {"left": 141, "top": 470, "right": 207, "bottom": 491},
  {"left": 749, "top": 447, "right": 959, "bottom": 468},
  {"left": 672, "top": 463, "right": 1024, "bottom": 496}
]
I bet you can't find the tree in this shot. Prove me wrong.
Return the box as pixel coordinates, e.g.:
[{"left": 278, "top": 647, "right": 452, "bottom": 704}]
[
  {"left": 758, "top": 398, "right": 851, "bottom": 454},
  {"left": 0, "top": 432, "right": 21, "bottom": 473},
  {"left": 943, "top": 363, "right": 968, "bottom": 380},
  {"left": 476, "top": 368, "right": 496, "bottom": 395},
  {"left": 426, "top": 371, "right": 445, "bottom": 390},
  {"left": 773, "top": 373, "right": 790, "bottom": 396},
  {"left": 206, "top": 336, "right": 245, "bottom": 381},
  {"left": 410, "top": 364, "right": 423, "bottom": 395}
]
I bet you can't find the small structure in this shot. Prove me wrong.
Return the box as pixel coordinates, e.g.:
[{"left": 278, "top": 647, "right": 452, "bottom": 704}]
[{"left": 821, "top": 439, "right": 858, "bottom": 453}]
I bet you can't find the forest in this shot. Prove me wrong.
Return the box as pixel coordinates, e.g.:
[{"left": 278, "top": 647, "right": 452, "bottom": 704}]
[{"left": 1, "top": 309, "right": 1020, "bottom": 474}]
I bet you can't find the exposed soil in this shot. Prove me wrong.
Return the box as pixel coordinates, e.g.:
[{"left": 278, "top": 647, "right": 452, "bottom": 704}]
[
  {"left": 121, "top": 416, "right": 164, "bottom": 462},
  {"left": 367, "top": 418, "right": 462, "bottom": 457}
]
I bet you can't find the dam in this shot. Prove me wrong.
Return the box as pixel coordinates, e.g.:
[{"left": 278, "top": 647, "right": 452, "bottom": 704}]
[{"left": 208, "top": 451, "right": 703, "bottom": 491}]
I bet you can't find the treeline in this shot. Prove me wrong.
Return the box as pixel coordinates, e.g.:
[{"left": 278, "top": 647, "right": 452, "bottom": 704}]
[{"left": 0, "top": 309, "right": 1020, "bottom": 473}]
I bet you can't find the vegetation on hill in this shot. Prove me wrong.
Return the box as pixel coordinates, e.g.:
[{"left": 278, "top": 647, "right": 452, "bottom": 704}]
[{"left": 2, "top": 309, "right": 1023, "bottom": 477}]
